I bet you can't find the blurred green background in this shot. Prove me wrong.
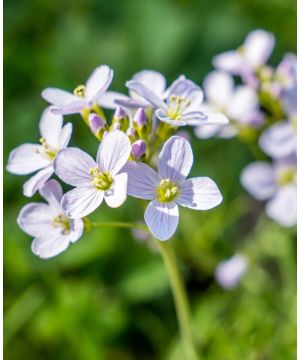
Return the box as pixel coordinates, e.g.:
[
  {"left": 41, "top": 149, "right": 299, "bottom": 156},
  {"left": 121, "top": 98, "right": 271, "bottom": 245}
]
[{"left": 4, "top": 0, "right": 296, "bottom": 359}]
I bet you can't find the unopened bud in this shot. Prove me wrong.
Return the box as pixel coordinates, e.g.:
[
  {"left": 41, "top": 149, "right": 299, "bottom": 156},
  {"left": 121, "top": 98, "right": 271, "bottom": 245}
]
[
  {"left": 127, "top": 127, "right": 136, "bottom": 138},
  {"left": 131, "top": 139, "right": 147, "bottom": 159},
  {"left": 134, "top": 108, "right": 147, "bottom": 127},
  {"left": 111, "top": 122, "right": 121, "bottom": 130},
  {"left": 114, "top": 107, "right": 127, "bottom": 121},
  {"left": 89, "top": 114, "right": 105, "bottom": 138}
]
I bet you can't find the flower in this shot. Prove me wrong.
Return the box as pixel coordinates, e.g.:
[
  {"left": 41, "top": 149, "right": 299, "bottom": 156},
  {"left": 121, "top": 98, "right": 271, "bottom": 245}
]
[
  {"left": 241, "top": 157, "right": 297, "bottom": 226},
  {"left": 195, "top": 71, "right": 261, "bottom": 139},
  {"left": 213, "top": 29, "right": 275, "bottom": 85},
  {"left": 54, "top": 130, "right": 131, "bottom": 218},
  {"left": 126, "top": 74, "right": 228, "bottom": 127},
  {"left": 17, "top": 180, "right": 84, "bottom": 259},
  {"left": 7, "top": 107, "right": 72, "bottom": 197},
  {"left": 42, "top": 65, "right": 113, "bottom": 115},
  {"left": 123, "top": 136, "right": 223, "bottom": 240},
  {"left": 215, "top": 254, "right": 248, "bottom": 289},
  {"left": 98, "top": 69, "right": 166, "bottom": 109}
]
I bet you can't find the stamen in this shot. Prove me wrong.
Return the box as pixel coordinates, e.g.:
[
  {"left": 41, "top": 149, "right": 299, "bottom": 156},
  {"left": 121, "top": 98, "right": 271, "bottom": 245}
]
[
  {"left": 277, "top": 167, "right": 295, "bottom": 186},
  {"left": 89, "top": 167, "right": 113, "bottom": 190},
  {"left": 166, "top": 95, "right": 190, "bottom": 120},
  {"left": 37, "top": 137, "right": 57, "bottom": 160},
  {"left": 156, "top": 178, "right": 180, "bottom": 203},
  {"left": 51, "top": 214, "right": 71, "bottom": 235},
  {"left": 74, "top": 85, "right": 86, "bottom": 98}
]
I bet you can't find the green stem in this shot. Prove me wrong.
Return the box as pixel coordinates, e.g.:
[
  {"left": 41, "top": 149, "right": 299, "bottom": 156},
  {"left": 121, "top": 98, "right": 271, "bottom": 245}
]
[
  {"left": 91, "top": 221, "right": 148, "bottom": 232},
  {"left": 154, "top": 239, "right": 199, "bottom": 360}
]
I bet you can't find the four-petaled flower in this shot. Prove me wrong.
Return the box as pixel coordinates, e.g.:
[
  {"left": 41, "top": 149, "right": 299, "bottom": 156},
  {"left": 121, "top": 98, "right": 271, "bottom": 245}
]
[
  {"left": 54, "top": 130, "right": 131, "bottom": 218},
  {"left": 126, "top": 74, "right": 228, "bottom": 127},
  {"left": 18, "top": 180, "right": 84, "bottom": 259},
  {"left": 241, "top": 157, "right": 297, "bottom": 226},
  {"left": 7, "top": 107, "right": 72, "bottom": 197},
  {"left": 42, "top": 65, "right": 113, "bottom": 115},
  {"left": 123, "top": 136, "right": 223, "bottom": 240}
]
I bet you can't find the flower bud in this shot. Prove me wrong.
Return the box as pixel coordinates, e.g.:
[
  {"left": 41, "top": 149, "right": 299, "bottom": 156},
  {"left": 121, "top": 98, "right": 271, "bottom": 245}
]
[
  {"left": 89, "top": 114, "right": 105, "bottom": 139},
  {"left": 126, "top": 127, "right": 136, "bottom": 138},
  {"left": 134, "top": 108, "right": 147, "bottom": 127},
  {"left": 131, "top": 139, "right": 146, "bottom": 159},
  {"left": 114, "top": 107, "right": 127, "bottom": 121}
]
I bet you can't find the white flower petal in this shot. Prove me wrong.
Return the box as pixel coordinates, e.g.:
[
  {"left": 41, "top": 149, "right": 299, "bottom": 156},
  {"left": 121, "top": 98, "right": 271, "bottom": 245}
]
[
  {"left": 58, "top": 123, "right": 73, "bottom": 149},
  {"left": 85, "top": 65, "right": 113, "bottom": 103},
  {"left": 186, "top": 89, "right": 204, "bottom": 112},
  {"left": 194, "top": 124, "right": 223, "bottom": 139},
  {"left": 51, "top": 99, "right": 88, "bottom": 115},
  {"left": 97, "top": 130, "right": 131, "bottom": 175},
  {"left": 144, "top": 200, "right": 179, "bottom": 241},
  {"left": 259, "top": 122, "right": 296, "bottom": 158},
  {"left": 61, "top": 186, "right": 104, "bottom": 218},
  {"left": 244, "top": 29, "right": 275, "bottom": 68},
  {"left": 158, "top": 136, "right": 193, "bottom": 183},
  {"left": 17, "top": 203, "right": 56, "bottom": 237},
  {"left": 132, "top": 70, "right": 166, "bottom": 96},
  {"left": 122, "top": 161, "right": 159, "bottom": 200},
  {"left": 177, "top": 177, "right": 223, "bottom": 210},
  {"left": 266, "top": 185, "right": 297, "bottom": 227},
  {"left": 241, "top": 162, "right": 277, "bottom": 200},
  {"left": 126, "top": 80, "right": 166, "bottom": 109},
  {"left": 54, "top": 147, "right": 96, "bottom": 186},
  {"left": 7, "top": 143, "right": 50, "bottom": 175},
  {"left": 39, "top": 107, "right": 63, "bottom": 148},
  {"left": 203, "top": 71, "right": 234, "bottom": 108},
  {"left": 213, "top": 51, "right": 243, "bottom": 74},
  {"left": 215, "top": 254, "right": 248, "bottom": 289},
  {"left": 69, "top": 218, "right": 85, "bottom": 243},
  {"left": 31, "top": 232, "right": 71, "bottom": 259},
  {"left": 39, "top": 179, "right": 63, "bottom": 212},
  {"left": 155, "top": 109, "right": 187, "bottom": 126},
  {"left": 23, "top": 166, "right": 54, "bottom": 197},
  {"left": 104, "top": 173, "right": 128, "bottom": 208},
  {"left": 228, "top": 86, "right": 258, "bottom": 120},
  {"left": 41, "top": 88, "right": 79, "bottom": 107},
  {"left": 98, "top": 91, "right": 130, "bottom": 109}
]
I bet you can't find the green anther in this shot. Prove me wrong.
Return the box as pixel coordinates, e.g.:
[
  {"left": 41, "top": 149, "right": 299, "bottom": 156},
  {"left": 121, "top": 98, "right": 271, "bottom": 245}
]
[
  {"left": 89, "top": 167, "right": 113, "bottom": 190},
  {"left": 166, "top": 95, "right": 190, "bottom": 120},
  {"left": 74, "top": 84, "right": 86, "bottom": 98},
  {"left": 277, "top": 167, "right": 295, "bottom": 186},
  {"left": 51, "top": 214, "right": 71, "bottom": 235},
  {"left": 38, "top": 137, "right": 57, "bottom": 160},
  {"left": 156, "top": 178, "right": 180, "bottom": 203}
]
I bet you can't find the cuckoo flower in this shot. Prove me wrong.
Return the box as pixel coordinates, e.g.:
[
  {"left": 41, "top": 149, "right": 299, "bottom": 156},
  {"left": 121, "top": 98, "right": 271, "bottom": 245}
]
[
  {"left": 99, "top": 70, "right": 166, "bottom": 109},
  {"left": 215, "top": 254, "right": 248, "bottom": 290},
  {"left": 54, "top": 130, "right": 131, "bottom": 218},
  {"left": 195, "top": 71, "right": 261, "bottom": 139},
  {"left": 42, "top": 65, "right": 113, "bottom": 115},
  {"left": 18, "top": 180, "right": 84, "bottom": 259},
  {"left": 123, "top": 136, "right": 223, "bottom": 240},
  {"left": 213, "top": 29, "right": 275, "bottom": 86},
  {"left": 126, "top": 74, "right": 228, "bottom": 127},
  {"left": 241, "top": 157, "right": 297, "bottom": 227},
  {"left": 7, "top": 107, "right": 72, "bottom": 197}
]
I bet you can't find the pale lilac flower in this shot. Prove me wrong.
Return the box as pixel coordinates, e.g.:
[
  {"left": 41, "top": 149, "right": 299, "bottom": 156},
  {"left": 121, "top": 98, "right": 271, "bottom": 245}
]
[
  {"left": 215, "top": 254, "right": 248, "bottom": 289},
  {"left": 126, "top": 75, "right": 228, "bottom": 127},
  {"left": 17, "top": 180, "right": 84, "bottom": 259},
  {"left": 7, "top": 107, "right": 72, "bottom": 197},
  {"left": 195, "top": 71, "right": 260, "bottom": 139},
  {"left": 99, "top": 70, "right": 166, "bottom": 109},
  {"left": 131, "top": 140, "right": 147, "bottom": 159},
  {"left": 54, "top": 130, "right": 131, "bottom": 218},
  {"left": 123, "top": 136, "right": 222, "bottom": 240},
  {"left": 213, "top": 30, "right": 275, "bottom": 85},
  {"left": 42, "top": 65, "right": 113, "bottom": 115},
  {"left": 241, "top": 158, "right": 297, "bottom": 226}
]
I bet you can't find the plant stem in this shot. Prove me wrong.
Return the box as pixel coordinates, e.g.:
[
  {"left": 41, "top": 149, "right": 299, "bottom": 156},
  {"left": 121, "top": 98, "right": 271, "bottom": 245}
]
[
  {"left": 91, "top": 221, "right": 148, "bottom": 232},
  {"left": 154, "top": 239, "right": 199, "bottom": 360}
]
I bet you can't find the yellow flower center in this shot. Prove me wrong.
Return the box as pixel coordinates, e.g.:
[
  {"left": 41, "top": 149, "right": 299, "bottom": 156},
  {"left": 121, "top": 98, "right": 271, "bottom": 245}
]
[
  {"left": 36, "top": 137, "right": 57, "bottom": 160},
  {"left": 166, "top": 95, "right": 190, "bottom": 120},
  {"left": 156, "top": 178, "right": 180, "bottom": 203},
  {"left": 89, "top": 167, "right": 113, "bottom": 190},
  {"left": 51, "top": 214, "right": 71, "bottom": 235},
  {"left": 277, "top": 167, "right": 295, "bottom": 186},
  {"left": 74, "top": 84, "right": 86, "bottom": 98}
]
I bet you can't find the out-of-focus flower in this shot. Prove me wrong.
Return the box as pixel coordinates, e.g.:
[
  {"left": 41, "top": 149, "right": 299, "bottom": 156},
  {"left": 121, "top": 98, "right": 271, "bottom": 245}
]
[
  {"left": 17, "top": 180, "right": 84, "bottom": 259},
  {"left": 127, "top": 75, "right": 228, "bottom": 127},
  {"left": 7, "top": 107, "right": 72, "bottom": 197},
  {"left": 54, "top": 130, "right": 131, "bottom": 218},
  {"left": 241, "top": 157, "right": 297, "bottom": 226},
  {"left": 195, "top": 71, "right": 261, "bottom": 139},
  {"left": 124, "top": 136, "right": 222, "bottom": 240},
  {"left": 42, "top": 65, "right": 113, "bottom": 115},
  {"left": 215, "top": 254, "right": 248, "bottom": 289},
  {"left": 99, "top": 70, "right": 166, "bottom": 109},
  {"left": 213, "top": 29, "right": 275, "bottom": 86}
]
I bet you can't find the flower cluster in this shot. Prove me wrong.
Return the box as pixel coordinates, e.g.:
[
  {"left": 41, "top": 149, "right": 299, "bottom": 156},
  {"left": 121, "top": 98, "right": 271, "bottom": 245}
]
[{"left": 7, "top": 66, "right": 225, "bottom": 258}]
